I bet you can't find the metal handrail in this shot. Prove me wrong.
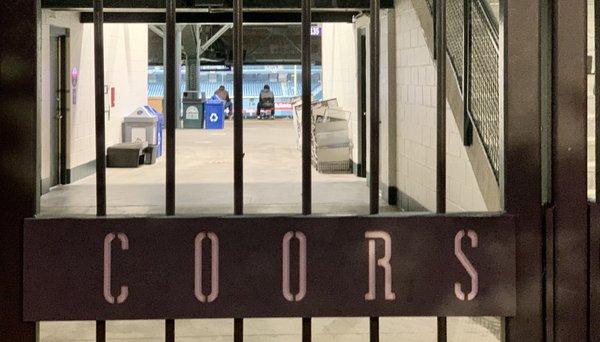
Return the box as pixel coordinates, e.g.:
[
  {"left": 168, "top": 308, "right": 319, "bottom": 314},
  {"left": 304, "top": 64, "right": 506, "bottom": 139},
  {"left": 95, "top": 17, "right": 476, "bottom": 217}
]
[
  {"left": 473, "top": 0, "right": 498, "bottom": 48},
  {"left": 426, "top": 0, "right": 500, "bottom": 181}
]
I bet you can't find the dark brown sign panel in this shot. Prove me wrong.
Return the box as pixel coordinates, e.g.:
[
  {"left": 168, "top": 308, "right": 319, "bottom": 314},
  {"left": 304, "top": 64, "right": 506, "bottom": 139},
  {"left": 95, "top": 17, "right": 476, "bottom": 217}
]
[{"left": 24, "top": 215, "right": 515, "bottom": 321}]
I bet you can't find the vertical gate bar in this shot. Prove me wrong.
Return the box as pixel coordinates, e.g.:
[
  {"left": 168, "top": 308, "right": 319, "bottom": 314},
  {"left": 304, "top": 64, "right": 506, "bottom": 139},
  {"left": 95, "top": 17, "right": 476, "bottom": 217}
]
[
  {"left": 233, "top": 0, "right": 244, "bottom": 216},
  {"left": 437, "top": 317, "right": 447, "bottom": 342},
  {"left": 435, "top": 0, "right": 447, "bottom": 340},
  {"left": 165, "top": 1, "right": 177, "bottom": 341},
  {"left": 301, "top": 0, "right": 312, "bottom": 216},
  {"left": 551, "top": 0, "right": 589, "bottom": 340},
  {"left": 369, "top": 0, "right": 380, "bottom": 216},
  {"left": 96, "top": 320, "right": 106, "bottom": 342},
  {"left": 0, "top": 0, "right": 38, "bottom": 339},
  {"left": 589, "top": 0, "right": 600, "bottom": 340},
  {"left": 544, "top": 206, "right": 555, "bottom": 341},
  {"left": 301, "top": 0, "right": 313, "bottom": 335},
  {"left": 165, "top": 0, "right": 176, "bottom": 216},
  {"left": 436, "top": 0, "right": 447, "bottom": 215},
  {"left": 596, "top": 0, "right": 600, "bottom": 200},
  {"left": 93, "top": 1, "right": 107, "bottom": 340},
  {"left": 590, "top": 204, "right": 600, "bottom": 340},
  {"left": 302, "top": 317, "right": 312, "bottom": 342},
  {"left": 234, "top": 318, "right": 244, "bottom": 342},
  {"left": 502, "top": 0, "right": 544, "bottom": 338},
  {"left": 369, "top": 0, "right": 380, "bottom": 341},
  {"left": 233, "top": 0, "right": 245, "bottom": 340},
  {"left": 166, "top": 319, "right": 175, "bottom": 342},
  {"left": 369, "top": 316, "right": 379, "bottom": 342},
  {"left": 93, "top": 0, "right": 106, "bottom": 217}
]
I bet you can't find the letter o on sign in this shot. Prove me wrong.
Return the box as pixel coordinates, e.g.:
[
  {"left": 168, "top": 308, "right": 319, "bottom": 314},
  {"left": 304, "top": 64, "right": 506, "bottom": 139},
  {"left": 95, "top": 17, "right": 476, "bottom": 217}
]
[
  {"left": 195, "top": 232, "right": 220, "bottom": 303},
  {"left": 282, "top": 231, "right": 307, "bottom": 302}
]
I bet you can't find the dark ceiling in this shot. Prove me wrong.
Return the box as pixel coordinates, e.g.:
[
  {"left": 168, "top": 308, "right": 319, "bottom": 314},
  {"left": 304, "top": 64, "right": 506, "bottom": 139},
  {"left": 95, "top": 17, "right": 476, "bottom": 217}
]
[
  {"left": 149, "top": 24, "right": 322, "bottom": 66},
  {"left": 42, "top": 0, "right": 394, "bottom": 10}
]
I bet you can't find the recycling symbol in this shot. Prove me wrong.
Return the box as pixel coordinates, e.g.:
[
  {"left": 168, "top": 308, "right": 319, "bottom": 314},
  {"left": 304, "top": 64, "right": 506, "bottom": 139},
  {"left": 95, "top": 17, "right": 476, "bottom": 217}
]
[{"left": 209, "top": 112, "right": 219, "bottom": 122}]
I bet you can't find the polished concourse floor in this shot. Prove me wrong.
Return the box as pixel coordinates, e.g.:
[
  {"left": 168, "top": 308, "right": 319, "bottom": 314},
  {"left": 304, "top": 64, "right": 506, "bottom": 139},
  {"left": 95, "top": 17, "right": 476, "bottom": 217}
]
[{"left": 41, "top": 120, "right": 388, "bottom": 217}]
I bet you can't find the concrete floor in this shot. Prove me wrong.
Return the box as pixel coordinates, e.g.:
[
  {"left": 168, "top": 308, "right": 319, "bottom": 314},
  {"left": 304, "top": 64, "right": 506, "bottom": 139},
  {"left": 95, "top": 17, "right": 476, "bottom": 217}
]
[
  {"left": 40, "top": 317, "right": 500, "bottom": 342},
  {"left": 41, "top": 120, "right": 387, "bottom": 216},
  {"left": 39, "top": 120, "right": 499, "bottom": 341}
]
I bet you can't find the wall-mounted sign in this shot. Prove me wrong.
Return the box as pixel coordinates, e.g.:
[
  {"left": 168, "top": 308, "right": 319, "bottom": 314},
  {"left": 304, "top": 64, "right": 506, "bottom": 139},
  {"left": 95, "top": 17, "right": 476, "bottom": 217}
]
[
  {"left": 23, "top": 215, "right": 515, "bottom": 321},
  {"left": 71, "top": 66, "right": 79, "bottom": 105},
  {"left": 311, "top": 26, "right": 322, "bottom": 36}
]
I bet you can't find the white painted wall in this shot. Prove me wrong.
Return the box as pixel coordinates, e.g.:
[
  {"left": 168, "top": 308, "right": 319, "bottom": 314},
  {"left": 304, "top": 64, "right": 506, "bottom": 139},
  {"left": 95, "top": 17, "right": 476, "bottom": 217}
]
[
  {"left": 40, "top": 10, "right": 148, "bottom": 182},
  {"left": 394, "top": 0, "right": 487, "bottom": 212},
  {"left": 103, "top": 24, "right": 149, "bottom": 148},
  {"left": 321, "top": 23, "right": 359, "bottom": 163}
]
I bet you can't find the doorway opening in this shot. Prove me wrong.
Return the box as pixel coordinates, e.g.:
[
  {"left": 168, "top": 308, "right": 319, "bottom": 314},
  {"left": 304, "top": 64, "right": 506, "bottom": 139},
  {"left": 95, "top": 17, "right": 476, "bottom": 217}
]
[
  {"left": 356, "top": 28, "right": 367, "bottom": 178},
  {"left": 44, "top": 26, "right": 69, "bottom": 194}
]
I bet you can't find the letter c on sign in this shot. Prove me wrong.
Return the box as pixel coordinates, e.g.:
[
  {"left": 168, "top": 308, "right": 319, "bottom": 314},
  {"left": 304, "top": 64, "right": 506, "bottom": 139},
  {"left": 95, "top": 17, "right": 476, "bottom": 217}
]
[
  {"left": 454, "top": 230, "right": 479, "bottom": 301},
  {"left": 103, "top": 233, "right": 129, "bottom": 304}
]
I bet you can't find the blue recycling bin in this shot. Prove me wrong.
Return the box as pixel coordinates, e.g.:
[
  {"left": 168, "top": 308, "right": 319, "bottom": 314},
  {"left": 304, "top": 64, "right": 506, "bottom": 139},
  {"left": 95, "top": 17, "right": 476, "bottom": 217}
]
[
  {"left": 204, "top": 96, "right": 225, "bottom": 130},
  {"left": 144, "top": 105, "right": 164, "bottom": 157}
]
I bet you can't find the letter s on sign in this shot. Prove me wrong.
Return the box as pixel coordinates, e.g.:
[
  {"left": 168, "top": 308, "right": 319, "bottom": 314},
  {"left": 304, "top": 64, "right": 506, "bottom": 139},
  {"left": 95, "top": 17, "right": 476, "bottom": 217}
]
[
  {"left": 103, "top": 233, "right": 129, "bottom": 304},
  {"left": 454, "top": 230, "right": 479, "bottom": 301}
]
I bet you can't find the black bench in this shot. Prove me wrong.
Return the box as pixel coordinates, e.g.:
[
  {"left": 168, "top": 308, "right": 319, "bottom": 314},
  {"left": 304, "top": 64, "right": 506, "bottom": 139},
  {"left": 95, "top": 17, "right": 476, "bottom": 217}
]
[{"left": 107, "top": 142, "right": 147, "bottom": 168}]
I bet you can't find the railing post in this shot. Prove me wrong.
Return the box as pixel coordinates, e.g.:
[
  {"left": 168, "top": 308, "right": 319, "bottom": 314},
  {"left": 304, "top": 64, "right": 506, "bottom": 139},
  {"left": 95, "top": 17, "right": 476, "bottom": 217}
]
[
  {"left": 551, "top": 0, "right": 589, "bottom": 339},
  {"left": 502, "top": 0, "right": 544, "bottom": 337},
  {"left": 463, "top": 0, "right": 473, "bottom": 146},
  {"left": 432, "top": 0, "right": 437, "bottom": 60}
]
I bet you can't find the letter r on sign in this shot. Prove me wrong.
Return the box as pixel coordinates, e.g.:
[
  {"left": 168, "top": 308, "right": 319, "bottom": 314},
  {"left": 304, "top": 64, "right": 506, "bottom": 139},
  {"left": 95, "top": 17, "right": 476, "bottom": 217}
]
[{"left": 365, "top": 231, "right": 396, "bottom": 301}]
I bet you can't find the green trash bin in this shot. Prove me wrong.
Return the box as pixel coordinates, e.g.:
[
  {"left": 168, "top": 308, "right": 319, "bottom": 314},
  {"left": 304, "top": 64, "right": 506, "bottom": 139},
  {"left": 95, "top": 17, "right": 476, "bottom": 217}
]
[{"left": 182, "top": 99, "right": 204, "bottom": 129}]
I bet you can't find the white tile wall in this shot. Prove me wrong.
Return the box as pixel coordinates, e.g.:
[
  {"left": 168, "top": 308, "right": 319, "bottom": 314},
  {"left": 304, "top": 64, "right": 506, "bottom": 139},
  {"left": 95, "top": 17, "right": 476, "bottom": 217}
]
[
  {"left": 394, "top": 0, "right": 487, "bottom": 212},
  {"left": 41, "top": 10, "right": 148, "bottom": 180}
]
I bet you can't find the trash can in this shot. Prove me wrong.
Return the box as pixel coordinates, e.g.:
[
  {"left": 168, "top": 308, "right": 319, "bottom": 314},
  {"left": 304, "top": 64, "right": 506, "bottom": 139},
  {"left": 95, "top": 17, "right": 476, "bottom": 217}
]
[
  {"left": 143, "top": 105, "right": 164, "bottom": 158},
  {"left": 204, "top": 96, "right": 225, "bottom": 130},
  {"left": 123, "top": 107, "right": 159, "bottom": 150},
  {"left": 183, "top": 98, "right": 204, "bottom": 129}
]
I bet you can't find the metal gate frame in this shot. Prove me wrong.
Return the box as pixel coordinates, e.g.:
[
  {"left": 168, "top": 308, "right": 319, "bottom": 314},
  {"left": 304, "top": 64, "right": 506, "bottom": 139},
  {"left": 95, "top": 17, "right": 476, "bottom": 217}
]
[{"left": 0, "top": 0, "right": 594, "bottom": 341}]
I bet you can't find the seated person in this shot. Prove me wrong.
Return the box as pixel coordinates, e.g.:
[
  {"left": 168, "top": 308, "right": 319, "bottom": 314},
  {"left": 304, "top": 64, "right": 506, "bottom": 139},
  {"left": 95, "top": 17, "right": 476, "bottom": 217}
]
[
  {"left": 256, "top": 84, "right": 275, "bottom": 118},
  {"left": 214, "top": 85, "right": 233, "bottom": 117}
]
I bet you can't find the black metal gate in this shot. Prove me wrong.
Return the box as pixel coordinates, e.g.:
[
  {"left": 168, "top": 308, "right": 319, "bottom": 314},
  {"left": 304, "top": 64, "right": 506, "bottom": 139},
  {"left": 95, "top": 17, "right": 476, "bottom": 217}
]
[{"left": 0, "top": 0, "right": 595, "bottom": 341}]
